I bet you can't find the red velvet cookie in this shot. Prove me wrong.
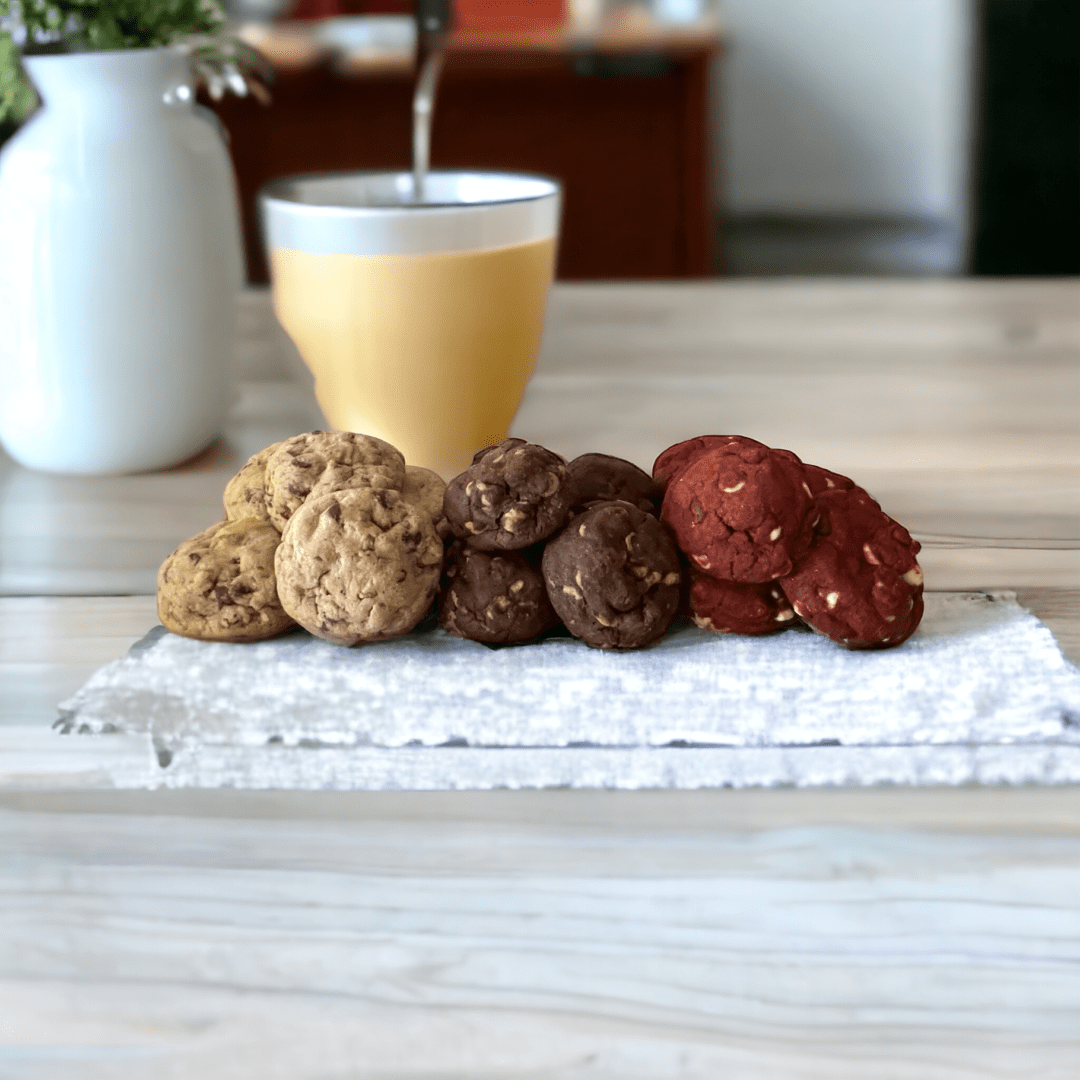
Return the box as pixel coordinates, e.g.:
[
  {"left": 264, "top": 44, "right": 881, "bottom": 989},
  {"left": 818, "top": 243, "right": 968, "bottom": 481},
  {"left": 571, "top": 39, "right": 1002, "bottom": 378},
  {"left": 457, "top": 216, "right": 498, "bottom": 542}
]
[
  {"left": 800, "top": 463, "right": 855, "bottom": 499},
  {"left": 652, "top": 434, "right": 768, "bottom": 489},
  {"left": 688, "top": 572, "right": 797, "bottom": 636},
  {"left": 779, "top": 486, "right": 924, "bottom": 650},
  {"left": 660, "top": 442, "right": 816, "bottom": 583}
]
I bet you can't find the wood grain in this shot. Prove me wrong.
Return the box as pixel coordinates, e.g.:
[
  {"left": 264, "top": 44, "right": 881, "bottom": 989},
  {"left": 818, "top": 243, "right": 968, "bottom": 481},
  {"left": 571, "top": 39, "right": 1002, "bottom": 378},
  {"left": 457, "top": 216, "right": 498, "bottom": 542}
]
[
  {"left": 2, "top": 274, "right": 1079, "bottom": 1078},
  {"left": 1, "top": 800, "right": 1078, "bottom": 1077}
]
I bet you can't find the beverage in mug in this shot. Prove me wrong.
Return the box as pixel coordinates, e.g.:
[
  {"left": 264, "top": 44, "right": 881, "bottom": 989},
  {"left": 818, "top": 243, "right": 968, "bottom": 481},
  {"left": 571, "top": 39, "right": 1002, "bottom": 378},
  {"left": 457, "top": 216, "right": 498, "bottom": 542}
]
[{"left": 261, "top": 172, "right": 561, "bottom": 478}]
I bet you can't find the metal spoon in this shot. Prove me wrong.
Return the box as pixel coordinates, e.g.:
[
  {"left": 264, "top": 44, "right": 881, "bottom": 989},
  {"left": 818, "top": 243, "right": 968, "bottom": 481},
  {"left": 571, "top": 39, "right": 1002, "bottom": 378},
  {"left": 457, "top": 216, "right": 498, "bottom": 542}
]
[{"left": 413, "top": 0, "right": 452, "bottom": 202}]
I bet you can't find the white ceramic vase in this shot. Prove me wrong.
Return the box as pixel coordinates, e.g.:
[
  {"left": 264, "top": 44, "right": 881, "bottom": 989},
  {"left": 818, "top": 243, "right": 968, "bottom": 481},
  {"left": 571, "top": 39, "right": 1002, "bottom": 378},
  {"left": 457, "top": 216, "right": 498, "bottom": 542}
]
[{"left": 0, "top": 48, "right": 243, "bottom": 474}]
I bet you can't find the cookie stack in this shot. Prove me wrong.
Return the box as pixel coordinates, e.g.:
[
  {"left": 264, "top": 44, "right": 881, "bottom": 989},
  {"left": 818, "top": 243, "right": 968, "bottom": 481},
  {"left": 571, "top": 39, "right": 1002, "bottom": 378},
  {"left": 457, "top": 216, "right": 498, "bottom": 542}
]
[
  {"left": 157, "top": 431, "right": 446, "bottom": 645},
  {"left": 656, "top": 435, "right": 924, "bottom": 649},
  {"left": 439, "top": 439, "right": 682, "bottom": 649},
  {"left": 157, "top": 429, "right": 924, "bottom": 653}
]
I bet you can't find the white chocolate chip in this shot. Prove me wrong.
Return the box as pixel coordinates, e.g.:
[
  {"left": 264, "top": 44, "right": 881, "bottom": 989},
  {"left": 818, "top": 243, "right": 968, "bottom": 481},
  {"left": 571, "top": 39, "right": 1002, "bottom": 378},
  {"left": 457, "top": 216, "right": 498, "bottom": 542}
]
[
  {"left": 578, "top": 523, "right": 587, "bottom": 537},
  {"left": 792, "top": 602, "right": 805, "bottom": 617},
  {"left": 693, "top": 615, "right": 716, "bottom": 631},
  {"left": 510, "top": 579, "right": 525, "bottom": 593},
  {"left": 903, "top": 566, "right": 923, "bottom": 587},
  {"left": 863, "top": 543, "right": 880, "bottom": 565},
  {"left": 692, "top": 554, "right": 711, "bottom": 569},
  {"left": 769, "top": 526, "right": 782, "bottom": 541},
  {"left": 484, "top": 606, "right": 495, "bottom": 620},
  {"left": 826, "top": 478, "right": 835, "bottom": 488},
  {"left": 825, "top": 591, "right": 839, "bottom": 609},
  {"left": 464, "top": 521, "right": 481, "bottom": 534},
  {"left": 575, "top": 571, "right": 584, "bottom": 589},
  {"left": 475, "top": 481, "right": 489, "bottom": 491},
  {"left": 562, "top": 585, "right": 581, "bottom": 600},
  {"left": 646, "top": 571, "right": 661, "bottom": 586},
  {"left": 886, "top": 615, "right": 896, "bottom": 623},
  {"left": 596, "top": 614, "right": 611, "bottom": 627},
  {"left": 775, "top": 609, "right": 795, "bottom": 622},
  {"left": 802, "top": 482, "right": 813, "bottom": 498},
  {"left": 543, "top": 472, "right": 560, "bottom": 496},
  {"left": 495, "top": 595, "right": 510, "bottom": 610},
  {"left": 465, "top": 481, "right": 475, "bottom": 496},
  {"left": 632, "top": 565, "right": 648, "bottom": 578},
  {"left": 624, "top": 533, "right": 635, "bottom": 551},
  {"left": 501, "top": 507, "right": 526, "bottom": 533},
  {"left": 662, "top": 571, "right": 680, "bottom": 585},
  {"left": 722, "top": 481, "right": 746, "bottom": 494},
  {"left": 480, "top": 494, "right": 493, "bottom": 508}
]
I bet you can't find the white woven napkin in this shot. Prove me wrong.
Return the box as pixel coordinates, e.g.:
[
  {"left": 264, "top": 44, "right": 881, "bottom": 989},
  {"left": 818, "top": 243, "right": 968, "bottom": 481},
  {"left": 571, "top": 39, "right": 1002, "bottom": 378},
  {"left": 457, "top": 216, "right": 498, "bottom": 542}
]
[{"left": 58, "top": 592, "right": 1080, "bottom": 790}]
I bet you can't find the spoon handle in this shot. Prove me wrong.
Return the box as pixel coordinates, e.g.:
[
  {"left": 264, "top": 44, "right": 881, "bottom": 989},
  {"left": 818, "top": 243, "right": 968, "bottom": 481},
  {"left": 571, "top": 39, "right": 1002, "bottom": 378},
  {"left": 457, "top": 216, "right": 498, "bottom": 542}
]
[{"left": 413, "top": 0, "right": 452, "bottom": 201}]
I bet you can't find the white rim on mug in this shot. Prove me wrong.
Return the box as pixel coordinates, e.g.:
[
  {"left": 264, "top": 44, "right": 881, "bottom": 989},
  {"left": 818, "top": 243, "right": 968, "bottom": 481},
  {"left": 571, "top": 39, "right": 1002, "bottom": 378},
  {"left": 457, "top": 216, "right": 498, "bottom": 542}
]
[{"left": 259, "top": 170, "right": 562, "bottom": 257}]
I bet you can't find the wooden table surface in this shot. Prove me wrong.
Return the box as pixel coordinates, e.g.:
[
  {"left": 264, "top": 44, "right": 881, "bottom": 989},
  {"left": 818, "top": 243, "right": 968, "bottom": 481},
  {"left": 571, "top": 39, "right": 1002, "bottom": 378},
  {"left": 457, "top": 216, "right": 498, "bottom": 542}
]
[{"left": 1, "top": 279, "right": 1078, "bottom": 1077}]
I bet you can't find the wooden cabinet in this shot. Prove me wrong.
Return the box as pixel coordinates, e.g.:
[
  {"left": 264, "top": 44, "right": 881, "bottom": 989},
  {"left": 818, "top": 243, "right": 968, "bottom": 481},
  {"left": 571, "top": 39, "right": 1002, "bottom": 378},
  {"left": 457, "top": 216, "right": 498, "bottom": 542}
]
[{"left": 208, "top": 24, "right": 721, "bottom": 281}]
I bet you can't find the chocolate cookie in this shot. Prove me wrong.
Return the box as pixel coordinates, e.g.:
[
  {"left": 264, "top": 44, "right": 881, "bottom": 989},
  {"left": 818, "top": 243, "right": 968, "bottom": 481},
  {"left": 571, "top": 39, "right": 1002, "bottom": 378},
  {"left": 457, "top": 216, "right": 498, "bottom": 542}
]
[
  {"left": 444, "top": 439, "right": 571, "bottom": 550},
  {"left": 223, "top": 440, "right": 285, "bottom": 526},
  {"left": 275, "top": 487, "right": 443, "bottom": 646},
  {"left": 565, "top": 452, "right": 663, "bottom": 515},
  {"left": 157, "top": 519, "right": 294, "bottom": 643},
  {"left": 661, "top": 441, "right": 816, "bottom": 583},
  {"left": 543, "top": 500, "right": 682, "bottom": 649},
  {"left": 652, "top": 434, "right": 769, "bottom": 489},
  {"left": 402, "top": 465, "right": 450, "bottom": 539},
  {"left": 688, "top": 572, "right": 797, "bottom": 635},
  {"left": 439, "top": 541, "right": 558, "bottom": 644},
  {"left": 779, "top": 486, "right": 924, "bottom": 649},
  {"left": 265, "top": 431, "right": 407, "bottom": 532}
]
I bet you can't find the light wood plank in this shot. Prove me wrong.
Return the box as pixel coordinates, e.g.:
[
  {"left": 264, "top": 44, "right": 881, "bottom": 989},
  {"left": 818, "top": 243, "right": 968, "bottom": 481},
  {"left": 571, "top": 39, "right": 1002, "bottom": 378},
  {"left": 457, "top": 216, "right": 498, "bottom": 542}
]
[{"left": 1, "top": 803, "right": 1078, "bottom": 1078}]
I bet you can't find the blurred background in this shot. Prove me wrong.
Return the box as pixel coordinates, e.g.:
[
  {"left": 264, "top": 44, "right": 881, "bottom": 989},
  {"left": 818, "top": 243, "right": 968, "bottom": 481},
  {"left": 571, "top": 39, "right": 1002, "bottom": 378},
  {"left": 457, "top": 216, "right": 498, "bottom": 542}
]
[{"left": 10, "top": 0, "right": 1074, "bottom": 281}]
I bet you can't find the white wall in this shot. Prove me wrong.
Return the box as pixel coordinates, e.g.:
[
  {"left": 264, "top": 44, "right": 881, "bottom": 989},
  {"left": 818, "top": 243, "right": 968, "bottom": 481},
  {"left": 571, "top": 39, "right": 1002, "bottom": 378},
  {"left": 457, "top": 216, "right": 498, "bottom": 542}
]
[{"left": 716, "top": 0, "right": 973, "bottom": 223}]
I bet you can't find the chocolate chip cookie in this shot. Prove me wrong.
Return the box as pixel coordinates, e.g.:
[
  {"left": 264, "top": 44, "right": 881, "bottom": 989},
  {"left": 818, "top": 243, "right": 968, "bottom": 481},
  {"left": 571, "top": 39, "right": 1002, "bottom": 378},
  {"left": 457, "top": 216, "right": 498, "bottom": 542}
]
[
  {"left": 157, "top": 519, "right": 294, "bottom": 642},
  {"left": 661, "top": 441, "right": 816, "bottom": 583},
  {"left": 688, "top": 572, "right": 797, "bottom": 635},
  {"left": 274, "top": 487, "right": 443, "bottom": 646},
  {"left": 402, "top": 465, "right": 450, "bottom": 539},
  {"left": 564, "top": 452, "right": 663, "bottom": 515},
  {"left": 444, "top": 438, "right": 571, "bottom": 550},
  {"left": 222, "top": 440, "right": 285, "bottom": 526},
  {"left": 543, "top": 500, "right": 682, "bottom": 649},
  {"left": 439, "top": 541, "right": 558, "bottom": 644},
  {"left": 265, "top": 431, "right": 407, "bottom": 532},
  {"left": 779, "top": 485, "right": 924, "bottom": 649}
]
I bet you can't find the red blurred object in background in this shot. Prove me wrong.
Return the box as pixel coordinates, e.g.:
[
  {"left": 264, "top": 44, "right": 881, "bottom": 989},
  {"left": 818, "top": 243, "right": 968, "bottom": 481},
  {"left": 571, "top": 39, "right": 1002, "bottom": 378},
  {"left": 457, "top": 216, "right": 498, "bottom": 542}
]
[
  {"left": 454, "top": 0, "right": 567, "bottom": 31},
  {"left": 290, "top": 0, "right": 343, "bottom": 17}
]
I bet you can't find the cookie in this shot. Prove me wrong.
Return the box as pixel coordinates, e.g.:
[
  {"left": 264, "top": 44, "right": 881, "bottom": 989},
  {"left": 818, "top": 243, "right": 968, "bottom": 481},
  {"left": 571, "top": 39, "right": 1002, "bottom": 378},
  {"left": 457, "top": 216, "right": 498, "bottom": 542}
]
[
  {"left": 439, "top": 541, "right": 559, "bottom": 644},
  {"left": 543, "top": 500, "right": 682, "bottom": 649},
  {"left": 661, "top": 441, "right": 816, "bottom": 583},
  {"left": 779, "top": 486, "right": 924, "bottom": 649},
  {"left": 275, "top": 487, "right": 443, "bottom": 646},
  {"left": 265, "top": 431, "right": 407, "bottom": 532},
  {"left": 403, "top": 465, "right": 450, "bottom": 539},
  {"left": 223, "top": 440, "right": 285, "bottom": 525},
  {"left": 157, "top": 519, "right": 294, "bottom": 643},
  {"left": 688, "top": 572, "right": 797, "bottom": 635},
  {"left": 565, "top": 452, "right": 663, "bottom": 515},
  {"left": 652, "top": 434, "right": 769, "bottom": 489},
  {"left": 444, "top": 438, "right": 571, "bottom": 550},
  {"left": 800, "top": 462, "right": 855, "bottom": 500}
]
